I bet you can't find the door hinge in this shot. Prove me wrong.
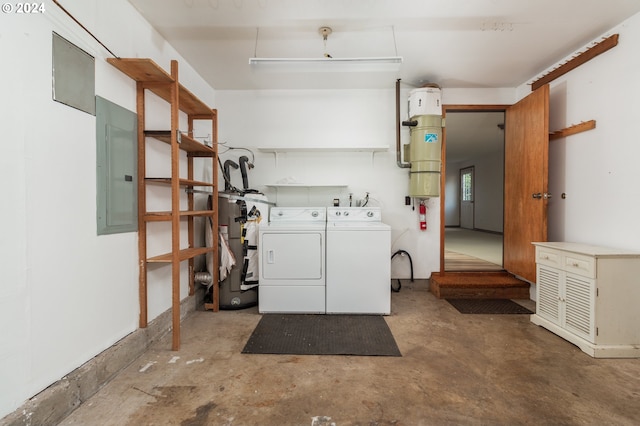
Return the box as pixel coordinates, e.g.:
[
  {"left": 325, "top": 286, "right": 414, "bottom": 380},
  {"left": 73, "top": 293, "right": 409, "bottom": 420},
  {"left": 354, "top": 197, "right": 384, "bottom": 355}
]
[{"left": 596, "top": 327, "right": 599, "bottom": 336}]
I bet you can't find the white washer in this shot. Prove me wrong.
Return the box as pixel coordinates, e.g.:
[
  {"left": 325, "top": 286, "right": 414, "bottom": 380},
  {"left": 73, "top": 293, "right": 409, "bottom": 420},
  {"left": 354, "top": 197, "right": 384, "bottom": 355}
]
[
  {"left": 326, "top": 207, "right": 391, "bottom": 315},
  {"left": 258, "top": 207, "right": 326, "bottom": 313}
]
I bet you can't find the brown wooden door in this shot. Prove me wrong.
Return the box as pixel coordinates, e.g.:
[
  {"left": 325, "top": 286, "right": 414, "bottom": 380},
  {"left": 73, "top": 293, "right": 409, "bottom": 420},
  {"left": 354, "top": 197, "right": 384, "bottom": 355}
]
[{"left": 503, "top": 85, "right": 549, "bottom": 282}]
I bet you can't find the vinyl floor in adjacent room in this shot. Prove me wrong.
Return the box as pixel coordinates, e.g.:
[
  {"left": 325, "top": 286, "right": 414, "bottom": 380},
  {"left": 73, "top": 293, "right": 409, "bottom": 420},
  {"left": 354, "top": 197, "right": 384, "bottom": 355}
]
[
  {"left": 59, "top": 284, "right": 640, "bottom": 426},
  {"left": 445, "top": 228, "right": 504, "bottom": 271}
]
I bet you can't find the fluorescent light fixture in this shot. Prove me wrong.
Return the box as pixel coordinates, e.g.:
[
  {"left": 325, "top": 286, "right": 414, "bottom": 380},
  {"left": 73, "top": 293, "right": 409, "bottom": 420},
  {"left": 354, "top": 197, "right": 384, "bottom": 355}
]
[{"left": 249, "top": 57, "right": 403, "bottom": 73}]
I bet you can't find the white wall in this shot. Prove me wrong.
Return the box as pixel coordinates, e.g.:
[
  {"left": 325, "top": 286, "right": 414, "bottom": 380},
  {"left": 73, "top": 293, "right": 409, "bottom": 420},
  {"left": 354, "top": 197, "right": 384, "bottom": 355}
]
[
  {"left": 0, "top": 0, "right": 214, "bottom": 418},
  {"left": 215, "top": 88, "right": 514, "bottom": 280},
  {"left": 517, "top": 11, "right": 640, "bottom": 253}
]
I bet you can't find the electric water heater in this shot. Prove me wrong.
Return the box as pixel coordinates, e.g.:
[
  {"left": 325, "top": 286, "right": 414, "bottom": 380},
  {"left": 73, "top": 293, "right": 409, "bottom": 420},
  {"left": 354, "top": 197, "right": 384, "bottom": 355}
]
[{"left": 407, "top": 86, "right": 443, "bottom": 198}]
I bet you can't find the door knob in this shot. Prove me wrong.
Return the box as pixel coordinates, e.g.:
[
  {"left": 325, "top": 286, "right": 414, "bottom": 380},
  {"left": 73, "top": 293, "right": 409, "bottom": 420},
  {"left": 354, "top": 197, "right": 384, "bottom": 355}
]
[
  {"left": 532, "top": 193, "right": 542, "bottom": 199},
  {"left": 543, "top": 193, "right": 552, "bottom": 199}
]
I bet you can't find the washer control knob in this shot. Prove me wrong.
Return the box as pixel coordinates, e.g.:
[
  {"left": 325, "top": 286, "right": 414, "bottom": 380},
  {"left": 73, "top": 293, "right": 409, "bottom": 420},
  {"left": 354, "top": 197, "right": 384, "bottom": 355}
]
[
  {"left": 335, "top": 211, "right": 341, "bottom": 216},
  {"left": 367, "top": 211, "right": 374, "bottom": 217},
  {"left": 277, "top": 211, "right": 283, "bottom": 216},
  {"left": 344, "top": 211, "right": 349, "bottom": 216},
  {"left": 311, "top": 211, "right": 319, "bottom": 217}
]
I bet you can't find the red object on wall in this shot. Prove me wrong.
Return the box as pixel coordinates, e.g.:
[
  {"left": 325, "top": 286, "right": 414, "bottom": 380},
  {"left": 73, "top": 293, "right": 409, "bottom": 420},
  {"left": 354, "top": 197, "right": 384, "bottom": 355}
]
[{"left": 419, "top": 201, "right": 427, "bottom": 230}]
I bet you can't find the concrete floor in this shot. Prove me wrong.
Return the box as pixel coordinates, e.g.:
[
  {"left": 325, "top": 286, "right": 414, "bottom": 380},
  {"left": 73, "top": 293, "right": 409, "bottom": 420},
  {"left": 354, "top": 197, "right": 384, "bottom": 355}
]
[{"left": 59, "top": 284, "right": 640, "bottom": 426}]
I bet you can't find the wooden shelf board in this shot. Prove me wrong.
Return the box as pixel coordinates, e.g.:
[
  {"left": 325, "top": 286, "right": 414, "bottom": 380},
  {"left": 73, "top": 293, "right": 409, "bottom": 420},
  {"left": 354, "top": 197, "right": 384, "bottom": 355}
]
[
  {"left": 147, "top": 246, "right": 215, "bottom": 263},
  {"left": 181, "top": 210, "right": 216, "bottom": 217},
  {"left": 180, "top": 178, "right": 214, "bottom": 187},
  {"left": 107, "top": 58, "right": 213, "bottom": 116},
  {"left": 146, "top": 177, "right": 214, "bottom": 187},
  {"left": 107, "top": 58, "right": 172, "bottom": 83},
  {"left": 144, "top": 212, "right": 172, "bottom": 221},
  {"left": 145, "top": 130, "right": 215, "bottom": 155},
  {"left": 549, "top": 120, "right": 596, "bottom": 140},
  {"left": 144, "top": 210, "right": 215, "bottom": 221},
  {"left": 176, "top": 85, "right": 213, "bottom": 117}
]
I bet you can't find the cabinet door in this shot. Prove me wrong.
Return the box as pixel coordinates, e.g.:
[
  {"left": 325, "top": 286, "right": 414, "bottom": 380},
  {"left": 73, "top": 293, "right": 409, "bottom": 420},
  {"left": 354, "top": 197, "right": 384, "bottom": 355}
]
[
  {"left": 537, "top": 265, "right": 562, "bottom": 325},
  {"left": 564, "top": 273, "right": 595, "bottom": 342}
]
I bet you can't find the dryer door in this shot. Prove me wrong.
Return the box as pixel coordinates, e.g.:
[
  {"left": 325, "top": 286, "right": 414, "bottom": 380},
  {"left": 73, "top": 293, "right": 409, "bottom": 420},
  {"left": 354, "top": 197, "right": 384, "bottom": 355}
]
[{"left": 261, "top": 232, "right": 323, "bottom": 281}]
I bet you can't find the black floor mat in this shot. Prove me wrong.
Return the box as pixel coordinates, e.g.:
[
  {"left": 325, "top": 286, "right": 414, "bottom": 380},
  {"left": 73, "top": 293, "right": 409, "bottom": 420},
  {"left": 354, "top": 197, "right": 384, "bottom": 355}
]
[
  {"left": 446, "top": 298, "right": 533, "bottom": 314},
  {"left": 242, "top": 314, "right": 402, "bottom": 357}
]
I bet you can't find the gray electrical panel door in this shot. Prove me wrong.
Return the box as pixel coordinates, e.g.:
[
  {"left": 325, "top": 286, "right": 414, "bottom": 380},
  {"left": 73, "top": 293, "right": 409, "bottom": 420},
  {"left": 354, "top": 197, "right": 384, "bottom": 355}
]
[
  {"left": 96, "top": 96, "right": 137, "bottom": 235},
  {"left": 52, "top": 32, "right": 95, "bottom": 115}
]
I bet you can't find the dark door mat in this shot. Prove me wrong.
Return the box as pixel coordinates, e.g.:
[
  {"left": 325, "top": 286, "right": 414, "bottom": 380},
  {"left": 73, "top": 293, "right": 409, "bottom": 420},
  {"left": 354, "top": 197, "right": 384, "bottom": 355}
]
[
  {"left": 446, "top": 298, "right": 533, "bottom": 314},
  {"left": 242, "top": 314, "right": 402, "bottom": 357}
]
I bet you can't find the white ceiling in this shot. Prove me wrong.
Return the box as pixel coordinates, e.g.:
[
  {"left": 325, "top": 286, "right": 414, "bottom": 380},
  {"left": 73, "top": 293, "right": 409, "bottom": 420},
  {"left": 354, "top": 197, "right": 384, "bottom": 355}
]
[
  {"left": 124, "top": 0, "right": 639, "bottom": 162},
  {"left": 127, "top": 0, "right": 640, "bottom": 91}
]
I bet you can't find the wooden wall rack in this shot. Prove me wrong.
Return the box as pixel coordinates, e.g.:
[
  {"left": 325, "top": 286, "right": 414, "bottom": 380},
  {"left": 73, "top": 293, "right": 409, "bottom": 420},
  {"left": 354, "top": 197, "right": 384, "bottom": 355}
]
[
  {"left": 531, "top": 34, "right": 619, "bottom": 91},
  {"left": 549, "top": 120, "right": 596, "bottom": 140},
  {"left": 107, "top": 58, "right": 219, "bottom": 350}
]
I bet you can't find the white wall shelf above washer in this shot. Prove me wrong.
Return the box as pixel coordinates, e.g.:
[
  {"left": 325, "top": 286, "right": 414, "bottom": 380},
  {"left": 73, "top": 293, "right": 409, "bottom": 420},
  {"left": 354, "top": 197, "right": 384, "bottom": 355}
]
[
  {"left": 262, "top": 183, "right": 348, "bottom": 207},
  {"left": 264, "top": 183, "right": 348, "bottom": 188},
  {"left": 258, "top": 146, "right": 389, "bottom": 153},
  {"left": 259, "top": 146, "right": 388, "bottom": 166}
]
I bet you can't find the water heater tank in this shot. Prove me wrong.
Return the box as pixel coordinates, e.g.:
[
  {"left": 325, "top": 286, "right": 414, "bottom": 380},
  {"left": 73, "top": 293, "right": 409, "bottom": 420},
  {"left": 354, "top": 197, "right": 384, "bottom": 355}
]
[{"left": 408, "top": 86, "right": 443, "bottom": 198}]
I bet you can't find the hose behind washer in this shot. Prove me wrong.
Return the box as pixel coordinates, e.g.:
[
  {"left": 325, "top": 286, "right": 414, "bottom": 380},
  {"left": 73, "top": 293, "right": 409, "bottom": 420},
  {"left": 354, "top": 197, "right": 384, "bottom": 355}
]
[{"left": 391, "top": 250, "right": 414, "bottom": 292}]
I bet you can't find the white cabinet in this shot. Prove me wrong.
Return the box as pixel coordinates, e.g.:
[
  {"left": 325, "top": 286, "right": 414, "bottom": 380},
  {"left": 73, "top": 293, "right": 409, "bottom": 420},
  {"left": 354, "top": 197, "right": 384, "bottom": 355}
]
[{"left": 531, "top": 242, "right": 640, "bottom": 358}]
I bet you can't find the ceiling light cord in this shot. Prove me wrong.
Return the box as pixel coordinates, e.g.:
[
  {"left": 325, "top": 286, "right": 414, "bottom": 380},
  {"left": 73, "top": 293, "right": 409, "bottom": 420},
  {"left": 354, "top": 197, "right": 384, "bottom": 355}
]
[
  {"left": 320, "top": 27, "right": 333, "bottom": 58},
  {"left": 254, "top": 27, "right": 259, "bottom": 57},
  {"left": 392, "top": 25, "right": 398, "bottom": 57}
]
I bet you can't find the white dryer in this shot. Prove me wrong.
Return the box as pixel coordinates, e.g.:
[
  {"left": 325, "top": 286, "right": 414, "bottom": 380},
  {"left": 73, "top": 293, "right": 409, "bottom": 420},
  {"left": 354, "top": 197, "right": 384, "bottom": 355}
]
[
  {"left": 258, "top": 207, "right": 326, "bottom": 313},
  {"left": 326, "top": 207, "right": 391, "bottom": 315}
]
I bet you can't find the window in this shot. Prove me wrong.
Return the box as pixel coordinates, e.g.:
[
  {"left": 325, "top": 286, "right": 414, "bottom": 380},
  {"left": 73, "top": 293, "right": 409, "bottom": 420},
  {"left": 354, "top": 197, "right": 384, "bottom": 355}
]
[{"left": 461, "top": 167, "right": 474, "bottom": 202}]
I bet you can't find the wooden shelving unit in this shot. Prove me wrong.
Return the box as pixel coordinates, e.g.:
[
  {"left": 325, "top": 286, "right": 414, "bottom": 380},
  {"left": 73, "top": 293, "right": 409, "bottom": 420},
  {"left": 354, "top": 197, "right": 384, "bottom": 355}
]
[{"left": 107, "top": 58, "right": 219, "bottom": 350}]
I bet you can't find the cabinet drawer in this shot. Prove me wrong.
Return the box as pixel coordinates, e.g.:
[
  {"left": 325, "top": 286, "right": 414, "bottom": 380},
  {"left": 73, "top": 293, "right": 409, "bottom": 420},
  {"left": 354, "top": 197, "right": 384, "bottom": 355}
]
[
  {"left": 536, "top": 247, "right": 561, "bottom": 268},
  {"left": 564, "top": 253, "right": 595, "bottom": 278}
]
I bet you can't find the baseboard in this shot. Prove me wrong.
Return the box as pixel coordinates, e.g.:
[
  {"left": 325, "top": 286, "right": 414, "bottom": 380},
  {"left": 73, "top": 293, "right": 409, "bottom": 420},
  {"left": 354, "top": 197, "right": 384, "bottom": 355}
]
[{"left": 2, "top": 288, "right": 205, "bottom": 426}]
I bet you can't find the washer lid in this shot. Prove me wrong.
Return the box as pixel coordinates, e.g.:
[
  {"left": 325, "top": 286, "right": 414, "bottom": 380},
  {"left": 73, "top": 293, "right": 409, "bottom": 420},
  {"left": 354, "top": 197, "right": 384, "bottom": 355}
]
[{"left": 327, "top": 221, "right": 390, "bottom": 231}]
